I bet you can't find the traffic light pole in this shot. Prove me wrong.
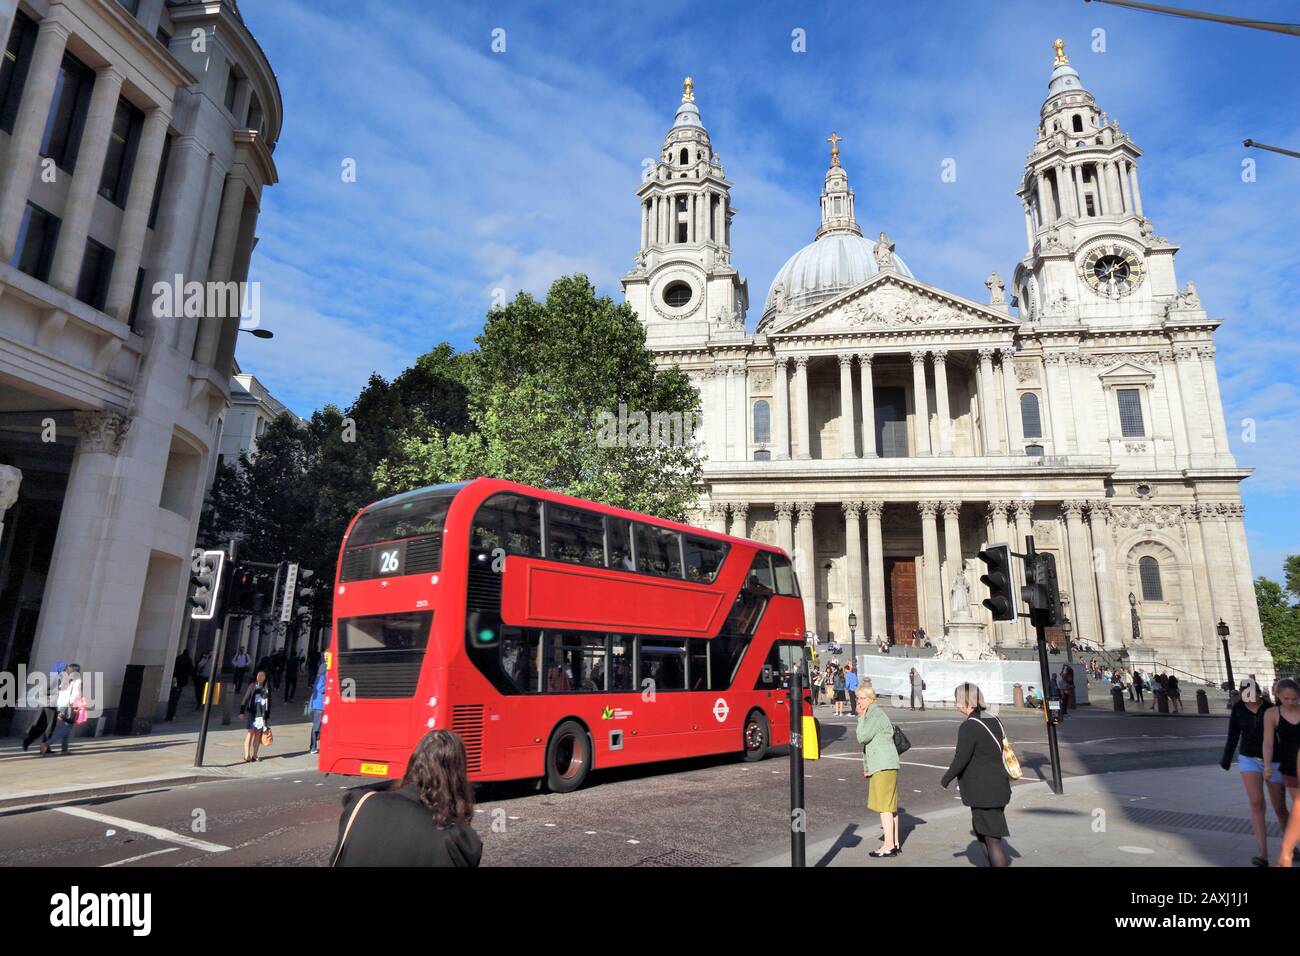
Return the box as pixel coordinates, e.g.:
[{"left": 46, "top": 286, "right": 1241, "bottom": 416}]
[
  {"left": 1020, "top": 535, "right": 1063, "bottom": 795},
  {"left": 1034, "top": 622, "right": 1065, "bottom": 795},
  {"left": 789, "top": 665, "right": 806, "bottom": 867},
  {"left": 194, "top": 611, "right": 231, "bottom": 768}
]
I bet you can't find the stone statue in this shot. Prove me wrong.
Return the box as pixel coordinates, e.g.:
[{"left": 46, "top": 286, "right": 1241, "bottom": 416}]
[
  {"left": 772, "top": 282, "right": 787, "bottom": 314},
  {"left": 985, "top": 271, "right": 1006, "bottom": 305},
  {"left": 873, "top": 231, "right": 896, "bottom": 270},
  {"left": 1182, "top": 280, "right": 1200, "bottom": 308},
  {"left": 950, "top": 570, "right": 973, "bottom": 622}
]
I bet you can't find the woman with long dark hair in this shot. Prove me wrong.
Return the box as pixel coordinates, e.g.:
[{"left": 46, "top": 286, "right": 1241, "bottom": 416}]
[
  {"left": 1221, "top": 678, "right": 1287, "bottom": 866},
  {"left": 331, "top": 729, "right": 482, "bottom": 867}
]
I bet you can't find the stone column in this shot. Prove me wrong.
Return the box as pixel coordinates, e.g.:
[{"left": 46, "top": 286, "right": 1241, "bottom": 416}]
[
  {"left": 707, "top": 367, "right": 727, "bottom": 462},
  {"left": 706, "top": 502, "right": 728, "bottom": 535},
  {"left": 864, "top": 501, "right": 887, "bottom": 643},
  {"left": 0, "top": 464, "right": 21, "bottom": 546},
  {"left": 858, "top": 352, "right": 877, "bottom": 457},
  {"left": 838, "top": 354, "right": 856, "bottom": 457},
  {"left": 1200, "top": 504, "right": 1240, "bottom": 672},
  {"left": 796, "top": 502, "right": 817, "bottom": 628},
  {"left": 842, "top": 501, "right": 866, "bottom": 631},
  {"left": 729, "top": 364, "right": 748, "bottom": 461},
  {"left": 1129, "top": 162, "right": 1144, "bottom": 216},
  {"left": 729, "top": 502, "right": 749, "bottom": 540},
  {"left": 1045, "top": 354, "right": 1072, "bottom": 454},
  {"left": 978, "top": 348, "right": 1001, "bottom": 455},
  {"left": 1012, "top": 499, "right": 1035, "bottom": 645},
  {"left": 932, "top": 349, "right": 954, "bottom": 456},
  {"left": 793, "top": 355, "right": 811, "bottom": 460},
  {"left": 1056, "top": 163, "right": 1076, "bottom": 218},
  {"left": 1181, "top": 504, "right": 1216, "bottom": 665},
  {"left": 775, "top": 501, "right": 795, "bottom": 556},
  {"left": 49, "top": 66, "right": 127, "bottom": 292},
  {"left": 0, "top": 17, "right": 69, "bottom": 260},
  {"left": 1092, "top": 163, "right": 1108, "bottom": 215},
  {"left": 1072, "top": 165, "right": 1086, "bottom": 216},
  {"left": 1035, "top": 172, "right": 1053, "bottom": 225},
  {"left": 999, "top": 348, "right": 1022, "bottom": 454},
  {"left": 1061, "top": 500, "right": 1101, "bottom": 648},
  {"left": 103, "top": 107, "right": 172, "bottom": 323},
  {"left": 1222, "top": 502, "right": 1267, "bottom": 662},
  {"left": 1159, "top": 353, "right": 1190, "bottom": 464},
  {"left": 1021, "top": 198, "right": 1035, "bottom": 249},
  {"left": 919, "top": 501, "right": 943, "bottom": 635},
  {"left": 1087, "top": 501, "right": 1123, "bottom": 650},
  {"left": 988, "top": 500, "right": 1012, "bottom": 641},
  {"left": 910, "top": 350, "right": 931, "bottom": 457},
  {"left": 1174, "top": 348, "right": 1210, "bottom": 458},
  {"left": 1117, "top": 159, "right": 1133, "bottom": 212},
  {"left": 195, "top": 175, "right": 249, "bottom": 366},
  {"left": 1198, "top": 346, "right": 1232, "bottom": 460},
  {"left": 773, "top": 357, "right": 791, "bottom": 460},
  {"left": 941, "top": 500, "right": 963, "bottom": 621}
]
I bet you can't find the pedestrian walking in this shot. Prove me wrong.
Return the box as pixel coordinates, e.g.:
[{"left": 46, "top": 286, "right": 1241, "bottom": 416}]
[
  {"left": 331, "top": 729, "right": 482, "bottom": 867},
  {"left": 283, "top": 651, "right": 300, "bottom": 702},
  {"left": 44, "top": 664, "right": 85, "bottom": 756},
  {"left": 832, "top": 667, "right": 846, "bottom": 717},
  {"left": 855, "top": 682, "right": 900, "bottom": 857},
  {"left": 1167, "top": 674, "right": 1182, "bottom": 713},
  {"left": 1222, "top": 678, "right": 1288, "bottom": 866},
  {"left": 1133, "top": 671, "right": 1145, "bottom": 704},
  {"left": 1151, "top": 673, "right": 1166, "bottom": 710},
  {"left": 239, "top": 670, "right": 272, "bottom": 763},
  {"left": 1059, "top": 665, "right": 1075, "bottom": 717},
  {"left": 941, "top": 682, "right": 1013, "bottom": 868},
  {"left": 23, "top": 661, "right": 66, "bottom": 751},
  {"left": 232, "top": 647, "right": 251, "bottom": 693},
  {"left": 166, "top": 650, "right": 193, "bottom": 721},
  {"left": 909, "top": 667, "right": 925, "bottom": 711},
  {"left": 309, "top": 666, "right": 327, "bottom": 755},
  {"left": 1262, "top": 678, "right": 1300, "bottom": 867},
  {"left": 844, "top": 662, "right": 860, "bottom": 712}
]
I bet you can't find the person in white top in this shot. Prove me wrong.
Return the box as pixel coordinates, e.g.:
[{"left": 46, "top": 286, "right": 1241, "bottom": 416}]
[
  {"left": 44, "top": 664, "right": 83, "bottom": 756},
  {"left": 232, "top": 647, "right": 252, "bottom": 692}
]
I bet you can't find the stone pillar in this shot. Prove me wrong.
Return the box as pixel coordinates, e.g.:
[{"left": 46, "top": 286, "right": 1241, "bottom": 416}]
[
  {"left": 1087, "top": 501, "right": 1123, "bottom": 650},
  {"left": 1092, "top": 163, "right": 1108, "bottom": 215},
  {"left": 1021, "top": 198, "right": 1034, "bottom": 249},
  {"left": 1129, "top": 162, "right": 1144, "bottom": 216},
  {"left": 1061, "top": 500, "right": 1101, "bottom": 648},
  {"left": 195, "top": 175, "right": 248, "bottom": 366},
  {"left": 1045, "top": 354, "right": 1072, "bottom": 454},
  {"left": 1117, "top": 159, "right": 1133, "bottom": 212},
  {"left": 1035, "top": 172, "right": 1053, "bottom": 225},
  {"left": 919, "top": 501, "right": 943, "bottom": 635},
  {"left": 910, "top": 350, "right": 931, "bottom": 456},
  {"left": 1072, "top": 165, "right": 1086, "bottom": 217},
  {"left": 1181, "top": 504, "right": 1216, "bottom": 666},
  {"left": 999, "top": 348, "right": 1022, "bottom": 454},
  {"left": 864, "top": 501, "right": 887, "bottom": 643},
  {"left": 932, "top": 350, "right": 954, "bottom": 456},
  {"left": 1056, "top": 164, "right": 1076, "bottom": 218},
  {"left": 1160, "top": 353, "right": 1190, "bottom": 464},
  {"left": 1199, "top": 504, "right": 1239, "bottom": 673},
  {"left": 729, "top": 364, "right": 748, "bottom": 461},
  {"left": 1012, "top": 499, "right": 1035, "bottom": 645},
  {"left": 796, "top": 502, "right": 817, "bottom": 629},
  {"left": 729, "top": 502, "right": 749, "bottom": 540},
  {"left": 640, "top": 201, "right": 648, "bottom": 248},
  {"left": 0, "top": 464, "right": 21, "bottom": 546},
  {"left": 940, "top": 500, "right": 963, "bottom": 620},
  {"left": 773, "top": 357, "right": 791, "bottom": 460},
  {"left": 1222, "top": 502, "right": 1268, "bottom": 664},
  {"left": 838, "top": 354, "right": 856, "bottom": 457},
  {"left": 775, "top": 501, "right": 795, "bottom": 556},
  {"left": 842, "top": 501, "right": 866, "bottom": 632},
  {"left": 858, "top": 352, "right": 877, "bottom": 457},
  {"left": 1198, "top": 346, "right": 1232, "bottom": 460},
  {"left": 793, "top": 355, "right": 811, "bottom": 460},
  {"left": 0, "top": 17, "right": 69, "bottom": 260},
  {"left": 708, "top": 367, "right": 727, "bottom": 462},
  {"left": 49, "top": 66, "right": 127, "bottom": 292},
  {"left": 706, "top": 502, "right": 728, "bottom": 535},
  {"left": 988, "top": 500, "right": 1012, "bottom": 641},
  {"left": 1174, "top": 348, "right": 1210, "bottom": 458},
  {"left": 978, "top": 348, "right": 1001, "bottom": 455},
  {"left": 103, "top": 107, "right": 172, "bottom": 323}
]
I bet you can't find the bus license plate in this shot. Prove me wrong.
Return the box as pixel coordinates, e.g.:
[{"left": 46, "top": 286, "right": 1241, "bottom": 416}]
[{"left": 359, "top": 762, "right": 389, "bottom": 776}]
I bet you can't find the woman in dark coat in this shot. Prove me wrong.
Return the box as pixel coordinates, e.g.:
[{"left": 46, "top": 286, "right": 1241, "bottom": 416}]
[
  {"left": 331, "top": 729, "right": 483, "bottom": 867},
  {"left": 941, "top": 682, "right": 1013, "bottom": 867},
  {"left": 239, "top": 670, "right": 271, "bottom": 763}
]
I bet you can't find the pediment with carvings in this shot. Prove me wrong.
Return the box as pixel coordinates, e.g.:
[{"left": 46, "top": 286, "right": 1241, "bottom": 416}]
[{"left": 768, "top": 273, "right": 1019, "bottom": 339}]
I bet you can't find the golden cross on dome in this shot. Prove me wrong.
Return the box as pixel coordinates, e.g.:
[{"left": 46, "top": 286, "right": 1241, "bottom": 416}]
[
  {"left": 682, "top": 76, "right": 695, "bottom": 103},
  {"left": 1053, "top": 38, "right": 1068, "bottom": 66},
  {"left": 827, "top": 131, "right": 842, "bottom": 166}
]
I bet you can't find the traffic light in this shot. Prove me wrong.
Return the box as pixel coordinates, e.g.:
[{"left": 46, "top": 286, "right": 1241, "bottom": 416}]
[
  {"left": 1022, "top": 552, "right": 1062, "bottom": 629},
  {"left": 189, "top": 549, "right": 226, "bottom": 620},
  {"left": 977, "top": 544, "right": 1017, "bottom": 621}
]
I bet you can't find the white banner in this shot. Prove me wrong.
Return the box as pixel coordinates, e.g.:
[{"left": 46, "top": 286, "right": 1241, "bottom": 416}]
[{"left": 857, "top": 655, "right": 1091, "bottom": 707}]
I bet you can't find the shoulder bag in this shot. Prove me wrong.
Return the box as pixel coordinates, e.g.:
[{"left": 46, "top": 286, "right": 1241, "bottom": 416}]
[
  {"left": 891, "top": 724, "right": 911, "bottom": 755},
  {"left": 972, "top": 715, "right": 1022, "bottom": 779},
  {"left": 329, "top": 790, "right": 376, "bottom": 867}
]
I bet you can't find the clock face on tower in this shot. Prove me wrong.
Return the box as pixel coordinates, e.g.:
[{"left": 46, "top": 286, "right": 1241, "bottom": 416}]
[{"left": 1081, "top": 243, "right": 1145, "bottom": 298}]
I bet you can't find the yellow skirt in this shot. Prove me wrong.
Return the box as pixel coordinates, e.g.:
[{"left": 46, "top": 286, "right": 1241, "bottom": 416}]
[{"left": 867, "top": 769, "right": 899, "bottom": 813}]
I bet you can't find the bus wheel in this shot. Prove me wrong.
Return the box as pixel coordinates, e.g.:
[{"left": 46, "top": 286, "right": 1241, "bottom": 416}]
[
  {"left": 742, "top": 710, "right": 769, "bottom": 762},
  {"left": 545, "top": 720, "right": 591, "bottom": 793}
]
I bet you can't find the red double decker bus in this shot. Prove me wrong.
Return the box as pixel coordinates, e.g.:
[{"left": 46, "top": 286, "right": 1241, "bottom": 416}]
[{"left": 319, "top": 478, "right": 811, "bottom": 791}]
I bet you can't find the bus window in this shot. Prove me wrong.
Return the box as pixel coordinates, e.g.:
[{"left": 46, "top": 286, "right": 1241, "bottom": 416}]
[
  {"left": 501, "top": 628, "right": 541, "bottom": 693},
  {"left": 640, "top": 637, "right": 686, "bottom": 690},
  {"left": 754, "top": 639, "right": 805, "bottom": 691},
  {"left": 688, "top": 639, "right": 708, "bottom": 691},
  {"left": 546, "top": 632, "right": 608, "bottom": 692},
  {"left": 708, "top": 631, "right": 749, "bottom": 690},
  {"left": 610, "top": 634, "right": 634, "bottom": 690},
  {"left": 607, "top": 518, "right": 634, "bottom": 571},
  {"left": 747, "top": 552, "right": 775, "bottom": 592},
  {"left": 772, "top": 553, "right": 800, "bottom": 597},
  {"left": 472, "top": 493, "right": 542, "bottom": 556},
  {"left": 547, "top": 505, "right": 605, "bottom": 567},
  {"left": 351, "top": 490, "right": 456, "bottom": 546},
  {"left": 635, "top": 523, "right": 683, "bottom": 578},
  {"left": 684, "top": 535, "right": 728, "bottom": 582}
]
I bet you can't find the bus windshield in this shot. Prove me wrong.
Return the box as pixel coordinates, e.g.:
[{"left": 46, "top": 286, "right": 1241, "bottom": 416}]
[{"left": 350, "top": 487, "right": 460, "bottom": 546}]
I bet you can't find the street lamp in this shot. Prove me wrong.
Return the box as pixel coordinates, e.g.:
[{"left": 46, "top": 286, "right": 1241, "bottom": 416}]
[
  {"left": 240, "top": 327, "right": 274, "bottom": 339},
  {"left": 1217, "top": 619, "right": 1234, "bottom": 691},
  {"left": 847, "top": 610, "right": 858, "bottom": 670},
  {"left": 1062, "top": 616, "right": 1074, "bottom": 664}
]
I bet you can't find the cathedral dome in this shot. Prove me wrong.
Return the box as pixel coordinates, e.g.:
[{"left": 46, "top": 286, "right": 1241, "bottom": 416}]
[{"left": 761, "top": 232, "right": 913, "bottom": 324}]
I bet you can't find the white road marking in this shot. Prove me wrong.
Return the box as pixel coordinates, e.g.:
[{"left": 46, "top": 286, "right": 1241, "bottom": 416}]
[
  {"left": 56, "top": 806, "right": 230, "bottom": 853},
  {"left": 102, "top": 848, "right": 180, "bottom": 867},
  {"left": 900, "top": 761, "right": 951, "bottom": 770}
]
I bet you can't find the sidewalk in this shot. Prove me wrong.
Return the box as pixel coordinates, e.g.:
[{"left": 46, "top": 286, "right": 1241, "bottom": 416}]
[
  {"left": 749, "top": 763, "right": 1275, "bottom": 867},
  {"left": 0, "top": 701, "right": 317, "bottom": 810}
]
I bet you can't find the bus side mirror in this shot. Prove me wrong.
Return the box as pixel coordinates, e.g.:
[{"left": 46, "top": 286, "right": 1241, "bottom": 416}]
[{"left": 762, "top": 664, "right": 773, "bottom": 685}]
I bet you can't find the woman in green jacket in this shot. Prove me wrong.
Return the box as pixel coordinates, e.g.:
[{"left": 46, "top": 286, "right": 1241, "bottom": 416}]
[{"left": 856, "top": 682, "right": 901, "bottom": 857}]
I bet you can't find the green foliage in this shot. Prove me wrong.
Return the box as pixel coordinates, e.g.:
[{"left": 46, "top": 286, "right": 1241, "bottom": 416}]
[{"left": 1256, "top": 573, "right": 1300, "bottom": 674}]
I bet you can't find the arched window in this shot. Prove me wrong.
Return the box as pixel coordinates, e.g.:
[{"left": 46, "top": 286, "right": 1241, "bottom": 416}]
[
  {"left": 752, "top": 399, "right": 771, "bottom": 444},
  {"left": 679, "top": 148, "right": 688, "bottom": 165},
  {"left": 1020, "top": 392, "right": 1043, "bottom": 438},
  {"left": 1072, "top": 114, "right": 1083, "bottom": 133},
  {"left": 1139, "top": 556, "right": 1163, "bottom": 602}
]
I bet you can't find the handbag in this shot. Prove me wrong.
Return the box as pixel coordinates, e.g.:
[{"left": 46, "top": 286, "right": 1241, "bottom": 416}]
[
  {"left": 330, "top": 790, "right": 377, "bottom": 867},
  {"left": 73, "top": 697, "right": 88, "bottom": 725},
  {"left": 892, "top": 725, "right": 911, "bottom": 755},
  {"left": 261, "top": 727, "right": 273, "bottom": 747},
  {"left": 972, "top": 716, "right": 1022, "bottom": 780}
]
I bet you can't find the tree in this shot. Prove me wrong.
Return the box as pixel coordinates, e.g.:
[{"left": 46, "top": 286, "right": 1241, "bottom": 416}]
[
  {"left": 377, "top": 275, "right": 702, "bottom": 519},
  {"left": 1256, "top": 574, "right": 1300, "bottom": 674}
]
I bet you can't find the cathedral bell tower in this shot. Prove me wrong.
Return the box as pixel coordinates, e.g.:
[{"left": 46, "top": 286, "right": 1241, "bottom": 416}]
[
  {"left": 1012, "top": 40, "right": 1179, "bottom": 323},
  {"left": 622, "top": 78, "right": 749, "bottom": 345}
]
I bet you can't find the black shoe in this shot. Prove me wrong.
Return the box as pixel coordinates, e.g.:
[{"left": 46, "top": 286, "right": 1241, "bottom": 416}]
[{"left": 869, "top": 847, "right": 899, "bottom": 858}]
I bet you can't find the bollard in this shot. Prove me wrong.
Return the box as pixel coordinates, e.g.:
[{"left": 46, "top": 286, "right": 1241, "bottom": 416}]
[
  {"left": 1111, "top": 686, "right": 1125, "bottom": 712},
  {"left": 1196, "top": 688, "right": 1209, "bottom": 714},
  {"left": 1013, "top": 683, "right": 1024, "bottom": 708}
]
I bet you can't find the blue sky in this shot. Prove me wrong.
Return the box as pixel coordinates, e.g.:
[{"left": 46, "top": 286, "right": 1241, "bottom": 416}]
[{"left": 235, "top": 0, "right": 1299, "bottom": 582}]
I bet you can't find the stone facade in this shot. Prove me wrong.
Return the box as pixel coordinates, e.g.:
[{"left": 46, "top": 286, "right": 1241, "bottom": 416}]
[
  {"left": 621, "top": 53, "right": 1272, "bottom": 684},
  {"left": 0, "top": 0, "right": 280, "bottom": 729}
]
